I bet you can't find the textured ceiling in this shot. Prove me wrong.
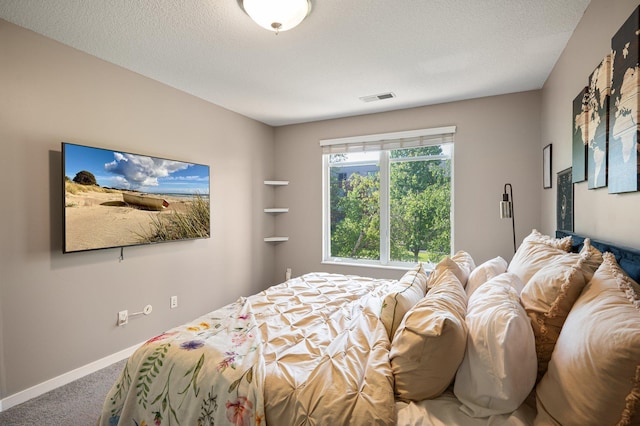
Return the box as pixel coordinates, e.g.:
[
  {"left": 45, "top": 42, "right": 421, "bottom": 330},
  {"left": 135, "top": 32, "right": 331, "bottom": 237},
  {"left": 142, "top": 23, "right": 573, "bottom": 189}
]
[{"left": 0, "top": 0, "right": 590, "bottom": 126}]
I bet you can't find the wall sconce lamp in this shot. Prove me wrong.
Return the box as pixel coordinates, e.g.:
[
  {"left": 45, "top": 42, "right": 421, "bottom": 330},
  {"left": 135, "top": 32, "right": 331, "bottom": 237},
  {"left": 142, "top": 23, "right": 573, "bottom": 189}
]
[
  {"left": 500, "top": 183, "right": 517, "bottom": 253},
  {"left": 239, "top": 0, "right": 312, "bottom": 34}
]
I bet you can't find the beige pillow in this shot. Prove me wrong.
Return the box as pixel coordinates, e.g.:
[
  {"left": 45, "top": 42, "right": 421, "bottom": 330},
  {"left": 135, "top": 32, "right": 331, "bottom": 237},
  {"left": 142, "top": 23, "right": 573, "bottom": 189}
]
[
  {"left": 507, "top": 229, "right": 572, "bottom": 287},
  {"left": 466, "top": 256, "right": 508, "bottom": 298},
  {"left": 451, "top": 250, "right": 476, "bottom": 287},
  {"left": 390, "top": 267, "right": 467, "bottom": 402},
  {"left": 428, "top": 251, "right": 476, "bottom": 289},
  {"left": 520, "top": 239, "right": 603, "bottom": 379},
  {"left": 380, "top": 263, "right": 428, "bottom": 339},
  {"left": 454, "top": 272, "right": 537, "bottom": 417},
  {"left": 535, "top": 252, "right": 640, "bottom": 426}
]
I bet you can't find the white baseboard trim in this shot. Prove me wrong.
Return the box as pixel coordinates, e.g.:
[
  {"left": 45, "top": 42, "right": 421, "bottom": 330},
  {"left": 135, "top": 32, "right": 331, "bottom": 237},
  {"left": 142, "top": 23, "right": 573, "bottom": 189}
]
[{"left": 0, "top": 341, "right": 144, "bottom": 412}]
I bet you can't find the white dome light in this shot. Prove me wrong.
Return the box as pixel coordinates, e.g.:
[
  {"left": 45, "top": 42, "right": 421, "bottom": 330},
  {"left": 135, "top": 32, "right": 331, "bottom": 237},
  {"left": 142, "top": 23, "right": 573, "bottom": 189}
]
[{"left": 242, "top": 0, "right": 311, "bottom": 33}]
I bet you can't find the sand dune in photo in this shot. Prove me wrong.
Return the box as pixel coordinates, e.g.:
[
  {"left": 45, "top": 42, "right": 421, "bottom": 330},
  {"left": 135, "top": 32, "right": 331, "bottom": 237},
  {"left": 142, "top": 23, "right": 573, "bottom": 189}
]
[{"left": 64, "top": 188, "right": 193, "bottom": 252}]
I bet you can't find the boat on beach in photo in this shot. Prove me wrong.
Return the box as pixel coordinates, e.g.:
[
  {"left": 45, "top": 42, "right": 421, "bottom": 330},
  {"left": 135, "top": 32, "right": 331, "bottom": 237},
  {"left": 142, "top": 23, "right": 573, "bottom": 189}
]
[{"left": 123, "top": 193, "right": 169, "bottom": 211}]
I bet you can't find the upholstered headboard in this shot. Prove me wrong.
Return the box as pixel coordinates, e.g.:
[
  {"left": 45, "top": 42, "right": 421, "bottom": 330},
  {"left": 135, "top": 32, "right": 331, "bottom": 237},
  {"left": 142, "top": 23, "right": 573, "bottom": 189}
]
[{"left": 556, "top": 230, "right": 640, "bottom": 282}]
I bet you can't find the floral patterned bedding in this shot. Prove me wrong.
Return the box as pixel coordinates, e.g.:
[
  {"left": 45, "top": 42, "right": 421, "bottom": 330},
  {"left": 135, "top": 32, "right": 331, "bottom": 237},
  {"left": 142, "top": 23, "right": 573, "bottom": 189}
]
[{"left": 100, "top": 272, "right": 397, "bottom": 425}]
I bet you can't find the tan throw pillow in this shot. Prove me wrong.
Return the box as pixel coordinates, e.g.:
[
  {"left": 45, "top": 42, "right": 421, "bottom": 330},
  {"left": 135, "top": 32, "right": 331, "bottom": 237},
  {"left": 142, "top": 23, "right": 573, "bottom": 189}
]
[
  {"left": 520, "top": 239, "right": 603, "bottom": 379},
  {"left": 451, "top": 250, "right": 476, "bottom": 287},
  {"left": 454, "top": 272, "right": 537, "bottom": 417},
  {"left": 428, "top": 251, "right": 476, "bottom": 290},
  {"left": 535, "top": 252, "right": 640, "bottom": 426},
  {"left": 380, "top": 263, "right": 428, "bottom": 339},
  {"left": 466, "top": 256, "right": 508, "bottom": 298},
  {"left": 507, "top": 229, "right": 572, "bottom": 287},
  {"left": 390, "top": 267, "right": 467, "bottom": 402}
]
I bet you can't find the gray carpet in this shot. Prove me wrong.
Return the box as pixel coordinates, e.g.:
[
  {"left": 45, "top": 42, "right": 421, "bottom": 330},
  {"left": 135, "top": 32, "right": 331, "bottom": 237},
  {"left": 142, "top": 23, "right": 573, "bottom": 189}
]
[{"left": 0, "top": 359, "right": 126, "bottom": 426}]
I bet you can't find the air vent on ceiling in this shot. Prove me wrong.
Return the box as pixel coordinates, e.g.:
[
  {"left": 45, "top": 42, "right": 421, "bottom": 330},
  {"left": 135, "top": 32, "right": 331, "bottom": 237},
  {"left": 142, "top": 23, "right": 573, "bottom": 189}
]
[{"left": 359, "top": 92, "right": 396, "bottom": 103}]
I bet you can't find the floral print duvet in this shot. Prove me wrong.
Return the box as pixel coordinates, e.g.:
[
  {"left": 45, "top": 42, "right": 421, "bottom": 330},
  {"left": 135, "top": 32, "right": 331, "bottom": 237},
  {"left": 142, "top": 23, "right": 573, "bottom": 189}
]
[{"left": 100, "top": 272, "right": 397, "bottom": 425}]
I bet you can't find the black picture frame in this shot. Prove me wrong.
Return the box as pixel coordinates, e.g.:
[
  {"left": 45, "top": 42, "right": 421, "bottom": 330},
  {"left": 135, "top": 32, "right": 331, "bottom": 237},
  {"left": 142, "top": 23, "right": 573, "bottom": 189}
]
[
  {"left": 557, "top": 167, "right": 574, "bottom": 232},
  {"left": 543, "top": 144, "right": 552, "bottom": 189}
]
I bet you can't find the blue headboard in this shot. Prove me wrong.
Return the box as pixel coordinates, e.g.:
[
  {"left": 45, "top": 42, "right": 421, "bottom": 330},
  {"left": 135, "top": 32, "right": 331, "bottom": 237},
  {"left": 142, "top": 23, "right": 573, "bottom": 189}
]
[{"left": 556, "top": 231, "right": 640, "bottom": 282}]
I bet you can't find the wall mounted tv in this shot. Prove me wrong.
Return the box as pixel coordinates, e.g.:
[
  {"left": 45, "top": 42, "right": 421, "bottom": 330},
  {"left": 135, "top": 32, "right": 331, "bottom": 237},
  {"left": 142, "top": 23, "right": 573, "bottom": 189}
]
[{"left": 62, "top": 142, "right": 210, "bottom": 253}]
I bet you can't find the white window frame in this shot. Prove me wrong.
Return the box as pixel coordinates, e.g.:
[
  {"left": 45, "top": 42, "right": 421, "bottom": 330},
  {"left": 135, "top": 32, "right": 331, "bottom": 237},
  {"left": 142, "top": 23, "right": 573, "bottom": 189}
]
[{"left": 321, "top": 126, "right": 455, "bottom": 269}]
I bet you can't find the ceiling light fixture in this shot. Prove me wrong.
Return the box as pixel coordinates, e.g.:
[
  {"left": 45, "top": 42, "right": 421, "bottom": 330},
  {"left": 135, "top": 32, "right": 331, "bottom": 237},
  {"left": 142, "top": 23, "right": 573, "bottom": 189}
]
[{"left": 240, "top": 0, "right": 311, "bottom": 34}]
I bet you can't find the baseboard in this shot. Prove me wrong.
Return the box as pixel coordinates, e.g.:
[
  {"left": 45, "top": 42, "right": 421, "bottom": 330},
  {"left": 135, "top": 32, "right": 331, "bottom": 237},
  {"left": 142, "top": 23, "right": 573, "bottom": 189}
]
[{"left": 0, "top": 341, "right": 143, "bottom": 412}]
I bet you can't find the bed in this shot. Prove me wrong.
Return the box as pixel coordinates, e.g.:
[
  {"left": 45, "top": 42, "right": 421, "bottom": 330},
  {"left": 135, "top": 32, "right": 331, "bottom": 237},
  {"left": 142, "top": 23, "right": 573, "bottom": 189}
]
[{"left": 99, "top": 230, "right": 640, "bottom": 425}]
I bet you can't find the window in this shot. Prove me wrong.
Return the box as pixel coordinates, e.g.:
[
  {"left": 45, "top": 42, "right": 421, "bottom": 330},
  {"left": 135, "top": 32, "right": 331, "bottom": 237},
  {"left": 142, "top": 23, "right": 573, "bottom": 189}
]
[{"left": 321, "top": 127, "right": 455, "bottom": 268}]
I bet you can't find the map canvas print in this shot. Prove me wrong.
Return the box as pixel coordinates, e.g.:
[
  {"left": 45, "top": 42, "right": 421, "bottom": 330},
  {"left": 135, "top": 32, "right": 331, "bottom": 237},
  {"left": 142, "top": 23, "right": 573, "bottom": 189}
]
[
  {"left": 572, "top": 87, "right": 588, "bottom": 183},
  {"left": 609, "top": 6, "right": 640, "bottom": 193},
  {"left": 586, "top": 55, "right": 610, "bottom": 189}
]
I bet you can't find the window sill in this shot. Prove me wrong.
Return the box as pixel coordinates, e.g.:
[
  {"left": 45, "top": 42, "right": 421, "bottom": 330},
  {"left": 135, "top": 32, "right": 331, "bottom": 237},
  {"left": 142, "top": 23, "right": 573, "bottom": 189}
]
[{"left": 322, "top": 259, "right": 434, "bottom": 273}]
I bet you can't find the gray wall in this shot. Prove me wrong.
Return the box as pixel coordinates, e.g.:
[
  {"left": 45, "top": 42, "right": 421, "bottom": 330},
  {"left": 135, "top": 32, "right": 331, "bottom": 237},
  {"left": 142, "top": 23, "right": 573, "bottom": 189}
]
[
  {"left": 0, "top": 20, "right": 276, "bottom": 399},
  {"left": 540, "top": 0, "right": 640, "bottom": 244},
  {"left": 3, "top": 0, "right": 640, "bottom": 406},
  {"left": 273, "top": 90, "right": 542, "bottom": 281}
]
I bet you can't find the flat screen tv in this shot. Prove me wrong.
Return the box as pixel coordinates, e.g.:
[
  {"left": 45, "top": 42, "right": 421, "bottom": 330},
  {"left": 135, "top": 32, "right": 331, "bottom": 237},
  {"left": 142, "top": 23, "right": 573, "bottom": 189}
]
[{"left": 62, "top": 142, "right": 210, "bottom": 253}]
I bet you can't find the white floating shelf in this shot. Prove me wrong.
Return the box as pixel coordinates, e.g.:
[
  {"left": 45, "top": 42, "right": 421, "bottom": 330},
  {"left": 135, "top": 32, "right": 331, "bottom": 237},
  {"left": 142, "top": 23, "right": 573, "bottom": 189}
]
[
  {"left": 264, "top": 237, "right": 289, "bottom": 242},
  {"left": 264, "top": 180, "right": 288, "bottom": 243}
]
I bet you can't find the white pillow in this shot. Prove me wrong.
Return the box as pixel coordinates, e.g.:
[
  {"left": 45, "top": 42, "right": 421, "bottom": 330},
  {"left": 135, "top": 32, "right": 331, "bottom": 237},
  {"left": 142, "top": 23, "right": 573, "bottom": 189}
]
[
  {"left": 520, "top": 239, "right": 603, "bottom": 379},
  {"left": 454, "top": 272, "right": 537, "bottom": 417},
  {"left": 535, "top": 252, "right": 640, "bottom": 425},
  {"left": 380, "top": 263, "right": 428, "bottom": 339},
  {"left": 507, "top": 229, "right": 572, "bottom": 287},
  {"left": 466, "top": 256, "right": 508, "bottom": 298},
  {"left": 391, "top": 267, "right": 467, "bottom": 401}
]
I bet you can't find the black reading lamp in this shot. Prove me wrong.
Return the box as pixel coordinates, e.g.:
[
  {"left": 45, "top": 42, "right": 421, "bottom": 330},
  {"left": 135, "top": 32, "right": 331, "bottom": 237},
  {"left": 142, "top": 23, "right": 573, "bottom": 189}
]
[{"left": 500, "top": 183, "right": 516, "bottom": 253}]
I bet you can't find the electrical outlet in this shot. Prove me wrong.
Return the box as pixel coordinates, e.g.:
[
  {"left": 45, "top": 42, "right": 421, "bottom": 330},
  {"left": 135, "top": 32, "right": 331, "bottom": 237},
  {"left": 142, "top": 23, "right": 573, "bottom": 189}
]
[
  {"left": 170, "top": 296, "right": 178, "bottom": 309},
  {"left": 117, "top": 310, "right": 128, "bottom": 326}
]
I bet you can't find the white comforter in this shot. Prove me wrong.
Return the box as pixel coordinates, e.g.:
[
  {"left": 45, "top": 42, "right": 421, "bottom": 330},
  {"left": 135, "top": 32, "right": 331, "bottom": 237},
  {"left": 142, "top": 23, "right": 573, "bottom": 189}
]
[
  {"left": 254, "top": 272, "right": 396, "bottom": 424},
  {"left": 100, "top": 272, "right": 397, "bottom": 425}
]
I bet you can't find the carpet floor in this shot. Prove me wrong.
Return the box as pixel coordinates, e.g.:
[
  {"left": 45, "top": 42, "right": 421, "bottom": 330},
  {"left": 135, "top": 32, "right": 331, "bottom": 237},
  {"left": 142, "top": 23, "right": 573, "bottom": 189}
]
[{"left": 0, "top": 359, "right": 126, "bottom": 426}]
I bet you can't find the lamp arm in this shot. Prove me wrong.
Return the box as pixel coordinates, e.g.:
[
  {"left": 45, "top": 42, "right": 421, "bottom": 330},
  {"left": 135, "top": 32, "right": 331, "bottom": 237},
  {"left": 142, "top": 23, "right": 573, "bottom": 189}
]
[{"left": 504, "top": 183, "right": 516, "bottom": 253}]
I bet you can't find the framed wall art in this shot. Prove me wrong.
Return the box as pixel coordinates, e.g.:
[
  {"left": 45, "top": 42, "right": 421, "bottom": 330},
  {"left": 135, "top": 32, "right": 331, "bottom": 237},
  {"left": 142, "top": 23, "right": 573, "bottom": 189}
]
[
  {"left": 557, "top": 167, "right": 574, "bottom": 232},
  {"left": 586, "top": 55, "right": 610, "bottom": 189},
  {"left": 572, "top": 87, "right": 589, "bottom": 183},
  {"left": 543, "top": 144, "right": 552, "bottom": 189},
  {"left": 609, "top": 5, "right": 639, "bottom": 193}
]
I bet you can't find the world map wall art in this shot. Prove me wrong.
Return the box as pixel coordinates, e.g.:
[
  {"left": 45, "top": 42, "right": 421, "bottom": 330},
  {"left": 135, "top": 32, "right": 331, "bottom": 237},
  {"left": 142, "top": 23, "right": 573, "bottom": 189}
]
[{"left": 572, "top": 6, "right": 639, "bottom": 194}]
